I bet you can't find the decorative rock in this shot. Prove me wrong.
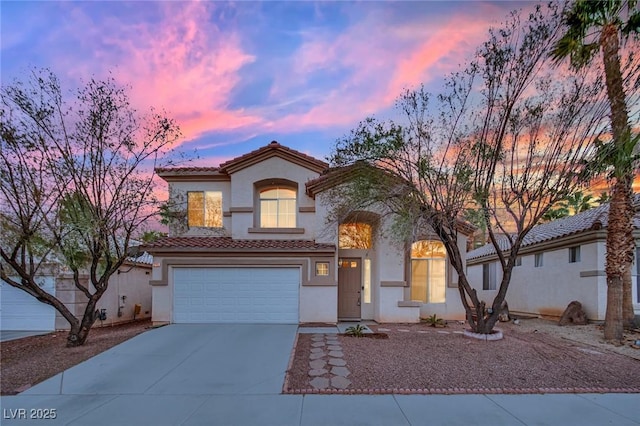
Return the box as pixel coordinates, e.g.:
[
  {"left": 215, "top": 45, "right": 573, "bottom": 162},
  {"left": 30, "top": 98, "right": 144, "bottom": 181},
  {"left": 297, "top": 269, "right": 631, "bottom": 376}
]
[
  {"left": 331, "top": 376, "right": 352, "bottom": 389},
  {"left": 417, "top": 330, "right": 430, "bottom": 334},
  {"left": 377, "top": 328, "right": 390, "bottom": 331},
  {"left": 328, "top": 358, "right": 347, "bottom": 366},
  {"left": 328, "top": 350, "right": 344, "bottom": 357},
  {"left": 309, "top": 352, "right": 326, "bottom": 360},
  {"left": 436, "top": 330, "right": 450, "bottom": 334},
  {"left": 398, "top": 329, "right": 410, "bottom": 332},
  {"left": 559, "top": 300, "right": 588, "bottom": 326},
  {"left": 325, "top": 335, "right": 339, "bottom": 340},
  {"left": 309, "top": 368, "right": 329, "bottom": 376},
  {"left": 310, "top": 377, "right": 330, "bottom": 389},
  {"left": 498, "top": 300, "right": 510, "bottom": 322},
  {"left": 453, "top": 331, "right": 464, "bottom": 334},
  {"left": 309, "top": 359, "right": 326, "bottom": 369},
  {"left": 331, "top": 366, "right": 351, "bottom": 377}
]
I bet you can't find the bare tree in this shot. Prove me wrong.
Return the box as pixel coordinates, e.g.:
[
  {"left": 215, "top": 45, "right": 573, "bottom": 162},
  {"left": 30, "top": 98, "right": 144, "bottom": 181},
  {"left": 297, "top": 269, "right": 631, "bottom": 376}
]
[
  {"left": 327, "top": 3, "right": 609, "bottom": 334},
  {"left": 0, "top": 69, "right": 182, "bottom": 346}
]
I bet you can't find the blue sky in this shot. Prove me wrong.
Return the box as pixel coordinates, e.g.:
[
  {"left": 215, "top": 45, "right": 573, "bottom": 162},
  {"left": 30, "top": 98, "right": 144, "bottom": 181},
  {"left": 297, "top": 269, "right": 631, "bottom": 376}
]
[{"left": 1, "top": 1, "right": 533, "bottom": 166}]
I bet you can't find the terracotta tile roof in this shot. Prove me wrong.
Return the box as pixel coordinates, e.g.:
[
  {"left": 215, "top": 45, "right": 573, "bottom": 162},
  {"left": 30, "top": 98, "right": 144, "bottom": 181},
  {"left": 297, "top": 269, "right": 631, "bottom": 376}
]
[
  {"left": 155, "top": 167, "right": 219, "bottom": 173},
  {"left": 219, "top": 141, "right": 328, "bottom": 173},
  {"left": 142, "top": 237, "right": 335, "bottom": 252},
  {"left": 467, "top": 196, "right": 640, "bottom": 261}
]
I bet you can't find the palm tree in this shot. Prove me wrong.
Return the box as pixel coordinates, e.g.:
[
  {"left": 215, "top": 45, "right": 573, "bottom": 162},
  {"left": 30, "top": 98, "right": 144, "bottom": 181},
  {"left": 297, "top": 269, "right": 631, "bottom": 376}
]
[
  {"left": 551, "top": 0, "right": 639, "bottom": 343},
  {"left": 565, "top": 191, "right": 595, "bottom": 215}
]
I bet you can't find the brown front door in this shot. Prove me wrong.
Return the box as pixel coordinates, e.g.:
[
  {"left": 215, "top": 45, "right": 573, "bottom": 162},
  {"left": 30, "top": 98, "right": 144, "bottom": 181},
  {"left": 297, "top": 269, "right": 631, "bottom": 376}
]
[{"left": 338, "top": 258, "right": 361, "bottom": 319}]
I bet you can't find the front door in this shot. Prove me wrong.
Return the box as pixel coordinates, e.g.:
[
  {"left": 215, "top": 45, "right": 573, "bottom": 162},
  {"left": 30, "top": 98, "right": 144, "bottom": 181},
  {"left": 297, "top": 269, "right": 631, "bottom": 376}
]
[{"left": 338, "top": 258, "right": 361, "bottom": 319}]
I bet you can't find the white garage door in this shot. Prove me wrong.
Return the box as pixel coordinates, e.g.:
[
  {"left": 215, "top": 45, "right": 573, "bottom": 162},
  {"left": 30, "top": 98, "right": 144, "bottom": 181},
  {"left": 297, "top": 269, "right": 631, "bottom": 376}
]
[
  {"left": 173, "top": 267, "right": 299, "bottom": 324},
  {"left": 0, "top": 277, "right": 56, "bottom": 331}
]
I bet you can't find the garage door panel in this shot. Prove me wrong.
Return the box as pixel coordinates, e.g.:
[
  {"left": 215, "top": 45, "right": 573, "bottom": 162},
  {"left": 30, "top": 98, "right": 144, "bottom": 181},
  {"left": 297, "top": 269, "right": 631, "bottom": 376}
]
[{"left": 173, "top": 267, "right": 299, "bottom": 324}]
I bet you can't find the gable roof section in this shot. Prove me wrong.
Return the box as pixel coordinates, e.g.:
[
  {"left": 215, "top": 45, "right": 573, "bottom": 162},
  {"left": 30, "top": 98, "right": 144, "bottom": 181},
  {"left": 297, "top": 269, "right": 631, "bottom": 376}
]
[
  {"left": 306, "top": 162, "right": 375, "bottom": 197},
  {"left": 142, "top": 237, "right": 335, "bottom": 254},
  {"left": 467, "top": 197, "right": 640, "bottom": 262},
  {"left": 220, "top": 141, "right": 328, "bottom": 174}
]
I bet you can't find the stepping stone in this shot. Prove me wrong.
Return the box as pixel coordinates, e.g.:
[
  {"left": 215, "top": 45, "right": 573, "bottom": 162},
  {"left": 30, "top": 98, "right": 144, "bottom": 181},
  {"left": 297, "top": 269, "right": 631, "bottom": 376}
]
[
  {"left": 328, "top": 351, "right": 344, "bottom": 357},
  {"left": 309, "top": 368, "right": 328, "bottom": 376},
  {"left": 328, "top": 358, "right": 347, "bottom": 367},
  {"left": 325, "top": 335, "right": 339, "bottom": 340},
  {"left": 311, "top": 337, "right": 324, "bottom": 342},
  {"left": 377, "top": 328, "right": 391, "bottom": 331},
  {"left": 331, "top": 366, "right": 351, "bottom": 377},
  {"left": 437, "top": 330, "right": 450, "bottom": 334},
  {"left": 453, "top": 331, "right": 464, "bottom": 334},
  {"left": 309, "top": 359, "right": 326, "bottom": 369},
  {"left": 310, "top": 347, "right": 324, "bottom": 353},
  {"left": 309, "top": 352, "right": 326, "bottom": 360},
  {"left": 310, "top": 377, "right": 330, "bottom": 389},
  {"left": 311, "top": 342, "right": 325, "bottom": 347},
  {"left": 417, "top": 330, "right": 430, "bottom": 334},
  {"left": 398, "top": 329, "right": 410, "bottom": 332},
  {"left": 330, "top": 376, "right": 352, "bottom": 389},
  {"left": 327, "top": 345, "right": 342, "bottom": 351}
]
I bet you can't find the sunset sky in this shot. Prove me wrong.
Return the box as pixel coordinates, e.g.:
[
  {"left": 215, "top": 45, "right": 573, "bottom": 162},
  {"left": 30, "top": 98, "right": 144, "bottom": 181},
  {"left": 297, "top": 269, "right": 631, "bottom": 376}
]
[{"left": 1, "top": 1, "right": 539, "bottom": 166}]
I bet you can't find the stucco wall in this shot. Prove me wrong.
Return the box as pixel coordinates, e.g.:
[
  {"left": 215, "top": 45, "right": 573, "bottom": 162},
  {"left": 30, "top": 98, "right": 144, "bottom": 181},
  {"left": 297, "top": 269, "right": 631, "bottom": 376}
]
[
  {"left": 467, "top": 241, "right": 606, "bottom": 320},
  {"left": 55, "top": 263, "right": 152, "bottom": 330},
  {"left": 229, "top": 157, "right": 320, "bottom": 240}
]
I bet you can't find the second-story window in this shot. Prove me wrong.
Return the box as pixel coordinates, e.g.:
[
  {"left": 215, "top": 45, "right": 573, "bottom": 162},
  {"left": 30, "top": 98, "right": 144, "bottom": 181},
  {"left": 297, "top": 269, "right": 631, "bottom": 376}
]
[
  {"left": 260, "top": 187, "right": 296, "bottom": 228},
  {"left": 187, "top": 191, "right": 222, "bottom": 227}
]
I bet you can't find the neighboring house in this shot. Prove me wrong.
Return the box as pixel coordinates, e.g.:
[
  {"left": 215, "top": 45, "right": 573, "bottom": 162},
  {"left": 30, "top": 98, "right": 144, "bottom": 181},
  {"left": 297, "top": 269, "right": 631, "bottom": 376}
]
[
  {"left": 144, "top": 141, "right": 472, "bottom": 325},
  {"left": 0, "top": 252, "right": 153, "bottom": 331},
  {"left": 466, "top": 201, "right": 640, "bottom": 321}
]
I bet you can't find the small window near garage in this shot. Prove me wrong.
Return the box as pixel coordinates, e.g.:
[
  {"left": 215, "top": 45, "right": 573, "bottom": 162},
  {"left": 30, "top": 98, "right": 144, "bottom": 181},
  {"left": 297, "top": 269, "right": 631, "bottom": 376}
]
[
  {"left": 482, "top": 262, "right": 497, "bottom": 290},
  {"left": 535, "top": 253, "right": 544, "bottom": 268},
  {"left": 315, "top": 262, "right": 329, "bottom": 276},
  {"left": 569, "top": 246, "right": 581, "bottom": 263},
  {"left": 515, "top": 256, "right": 522, "bottom": 267}
]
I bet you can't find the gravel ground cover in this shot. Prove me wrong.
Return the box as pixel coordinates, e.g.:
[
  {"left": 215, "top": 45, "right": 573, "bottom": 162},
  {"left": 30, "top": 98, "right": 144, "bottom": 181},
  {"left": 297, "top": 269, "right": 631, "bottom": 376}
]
[
  {"left": 1, "top": 320, "right": 151, "bottom": 395},
  {"left": 284, "top": 319, "right": 640, "bottom": 394}
]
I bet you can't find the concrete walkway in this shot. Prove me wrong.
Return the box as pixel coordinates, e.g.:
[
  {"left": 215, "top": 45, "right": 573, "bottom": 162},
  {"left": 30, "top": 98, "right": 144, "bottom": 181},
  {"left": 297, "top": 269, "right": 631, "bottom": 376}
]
[{"left": 0, "top": 324, "right": 638, "bottom": 425}]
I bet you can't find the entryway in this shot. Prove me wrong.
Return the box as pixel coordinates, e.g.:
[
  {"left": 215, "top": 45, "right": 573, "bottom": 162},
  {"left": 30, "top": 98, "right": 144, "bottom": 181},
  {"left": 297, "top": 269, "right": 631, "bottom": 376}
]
[{"left": 338, "top": 258, "right": 361, "bottom": 320}]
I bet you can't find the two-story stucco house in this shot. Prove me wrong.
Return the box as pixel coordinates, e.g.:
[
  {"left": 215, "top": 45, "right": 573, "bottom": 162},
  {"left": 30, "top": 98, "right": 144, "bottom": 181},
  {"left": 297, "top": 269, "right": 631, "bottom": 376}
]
[{"left": 144, "top": 141, "right": 471, "bottom": 325}]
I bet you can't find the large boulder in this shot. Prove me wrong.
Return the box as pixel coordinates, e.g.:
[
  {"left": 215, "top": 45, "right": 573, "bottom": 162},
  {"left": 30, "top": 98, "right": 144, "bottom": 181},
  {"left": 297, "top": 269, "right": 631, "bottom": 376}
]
[{"left": 558, "top": 301, "right": 588, "bottom": 326}]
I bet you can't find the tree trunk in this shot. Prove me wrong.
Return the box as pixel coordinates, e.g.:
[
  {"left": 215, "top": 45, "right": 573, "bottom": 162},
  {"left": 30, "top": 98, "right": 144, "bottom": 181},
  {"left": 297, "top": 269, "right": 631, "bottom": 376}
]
[
  {"left": 66, "top": 298, "right": 98, "bottom": 347},
  {"left": 623, "top": 263, "right": 635, "bottom": 328},
  {"left": 601, "top": 24, "right": 634, "bottom": 343},
  {"left": 604, "top": 178, "right": 629, "bottom": 343}
]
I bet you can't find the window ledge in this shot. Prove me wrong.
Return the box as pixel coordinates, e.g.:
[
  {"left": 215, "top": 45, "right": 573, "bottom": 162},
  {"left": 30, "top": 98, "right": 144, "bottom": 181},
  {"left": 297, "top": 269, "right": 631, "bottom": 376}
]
[
  {"left": 248, "top": 227, "right": 305, "bottom": 234},
  {"left": 398, "top": 301, "right": 421, "bottom": 308}
]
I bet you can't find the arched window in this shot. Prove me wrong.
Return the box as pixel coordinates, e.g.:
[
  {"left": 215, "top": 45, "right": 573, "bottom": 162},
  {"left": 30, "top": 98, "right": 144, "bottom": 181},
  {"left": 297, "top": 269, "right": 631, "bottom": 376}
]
[
  {"left": 338, "top": 223, "right": 372, "bottom": 249},
  {"left": 410, "top": 240, "right": 446, "bottom": 303},
  {"left": 260, "top": 187, "right": 296, "bottom": 228}
]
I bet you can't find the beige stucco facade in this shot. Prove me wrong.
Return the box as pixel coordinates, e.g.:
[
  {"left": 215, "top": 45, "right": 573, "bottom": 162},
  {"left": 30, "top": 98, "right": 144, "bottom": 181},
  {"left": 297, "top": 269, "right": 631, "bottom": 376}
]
[{"left": 148, "top": 142, "right": 471, "bottom": 325}]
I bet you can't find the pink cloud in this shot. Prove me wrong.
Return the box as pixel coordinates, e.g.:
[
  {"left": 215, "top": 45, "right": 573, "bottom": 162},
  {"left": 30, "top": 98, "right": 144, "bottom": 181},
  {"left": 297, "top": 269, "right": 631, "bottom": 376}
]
[{"left": 60, "top": 2, "right": 262, "bottom": 145}]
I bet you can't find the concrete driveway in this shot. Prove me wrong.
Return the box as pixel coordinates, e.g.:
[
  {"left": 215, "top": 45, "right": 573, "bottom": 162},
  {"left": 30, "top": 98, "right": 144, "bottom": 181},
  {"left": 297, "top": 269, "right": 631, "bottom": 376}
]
[
  {"left": 0, "top": 330, "right": 51, "bottom": 342},
  {"left": 2, "top": 324, "right": 639, "bottom": 426}
]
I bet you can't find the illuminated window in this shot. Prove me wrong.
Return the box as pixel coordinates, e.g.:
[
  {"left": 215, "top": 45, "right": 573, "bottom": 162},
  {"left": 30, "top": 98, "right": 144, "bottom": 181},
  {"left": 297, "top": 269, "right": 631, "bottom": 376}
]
[
  {"left": 187, "top": 191, "right": 222, "bottom": 227},
  {"left": 339, "top": 223, "right": 372, "bottom": 249},
  {"left": 315, "top": 262, "right": 329, "bottom": 276},
  {"left": 260, "top": 187, "right": 296, "bottom": 228},
  {"left": 410, "top": 240, "right": 446, "bottom": 303}
]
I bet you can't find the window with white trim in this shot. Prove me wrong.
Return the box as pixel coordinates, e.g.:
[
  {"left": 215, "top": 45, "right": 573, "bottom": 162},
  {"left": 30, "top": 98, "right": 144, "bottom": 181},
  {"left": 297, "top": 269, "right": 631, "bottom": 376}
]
[
  {"left": 483, "top": 262, "right": 497, "bottom": 290},
  {"left": 569, "top": 246, "right": 581, "bottom": 263},
  {"left": 535, "top": 253, "right": 544, "bottom": 267},
  {"left": 410, "top": 240, "right": 446, "bottom": 303},
  {"left": 259, "top": 187, "right": 296, "bottom": 228}
]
